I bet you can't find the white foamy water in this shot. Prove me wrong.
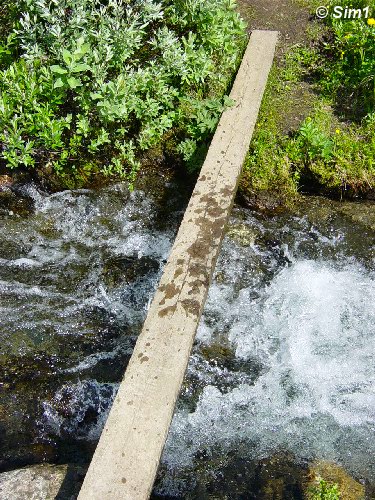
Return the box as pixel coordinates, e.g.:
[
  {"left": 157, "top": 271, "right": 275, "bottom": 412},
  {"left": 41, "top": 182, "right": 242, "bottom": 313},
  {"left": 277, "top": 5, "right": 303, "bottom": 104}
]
[
  {"left": 0, "top": 183, "right": 180, "bottom": 467},
  {"left": 1, "top": 183, "right": 374, "bottom": 486},
  {"left": 161, "top": 255, "right": 375, "bottom": 484},
  {"left": 0, "top": 184, "right": 172, "bottom": 358}
]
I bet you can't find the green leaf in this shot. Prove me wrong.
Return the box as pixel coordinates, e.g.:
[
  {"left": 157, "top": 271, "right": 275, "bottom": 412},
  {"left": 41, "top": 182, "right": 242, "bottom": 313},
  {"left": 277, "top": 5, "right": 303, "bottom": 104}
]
[
  {"left": 67, "top": 77, "right": 82, "bottom": 89},
  {"left": 50, "top": 65, "right": 68, "bottom": 75},
  {"left": 79, "top": 44, "right": 90, "bottom": 55},
  {"left": 54, "top": 78, "right": 65, "bottom": 89},
  {"left": 71, "top": 63, "right": 90, "bottom": 73},
  {"left": 90, "top": 92, "right": 102, "bottom": 100},
  {"left": 74, "top": 37, "right": 90, "bottom": 59},
  {"left": 62, "top": 49, "right": 73, "bottom": 66},
  {"left": 223, "top": 96, "right": 235, "bottom": 107}
]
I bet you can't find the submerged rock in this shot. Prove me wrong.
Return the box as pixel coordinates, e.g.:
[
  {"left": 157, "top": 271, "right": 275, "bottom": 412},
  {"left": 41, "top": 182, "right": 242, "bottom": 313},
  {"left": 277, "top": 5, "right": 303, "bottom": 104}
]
[
  {"left": 155, "top": 450, "right": 307, "bottom": 499},
  {"left": 200, "top": 343, "right": 235, "bottom": 366},
  {"left": 293, "top": 195, "right": 375, "bottom": 232},
  {"left": 254, "top": 453, "right": 307, "bottom": 500},
  {"left": 102, "top": 254, "right": 159, "bottom": 289},
  {"left": 337, "top": 201, "right": 375, "bottom": 231},
  {"left": 0, "top": 186, "right": 34, "bottom": 216},
  {"left": 0, "top": 463, "right": 85, "bottom": 500},
  {"left": 226, "top": 222, "right": 257, "bottom": 247}
]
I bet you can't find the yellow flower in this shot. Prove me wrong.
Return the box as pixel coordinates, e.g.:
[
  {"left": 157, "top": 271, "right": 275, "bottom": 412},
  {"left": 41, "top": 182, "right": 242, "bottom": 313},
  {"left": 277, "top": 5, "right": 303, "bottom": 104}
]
[
  {"left": 335, "top": 129, "right": 341, "bottom": 134},
  {"left": 367, "top": 18, "right": 375, "bottom": 26}
]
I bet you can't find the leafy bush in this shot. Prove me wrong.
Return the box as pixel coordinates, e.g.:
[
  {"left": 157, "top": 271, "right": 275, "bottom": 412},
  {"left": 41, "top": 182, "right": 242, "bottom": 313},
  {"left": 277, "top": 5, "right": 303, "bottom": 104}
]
[
  {"left": 0, "top": 3, "right": 18, "bottom": 40},
  {"left": 0, "top": 2, "right": 20, "bottom": 67},
  {"left": 298, "top": 117, "right": 333, "bottom": 161},
  {"left": 291, "top": 110, "right": 375, "bottom": 195},
  {"left": 0, "top": 0, "right": 246, "bottom": 186}
]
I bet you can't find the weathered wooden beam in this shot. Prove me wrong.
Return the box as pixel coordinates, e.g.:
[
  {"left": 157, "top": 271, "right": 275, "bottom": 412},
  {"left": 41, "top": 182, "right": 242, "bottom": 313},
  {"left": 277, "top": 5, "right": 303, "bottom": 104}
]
[{"left": 78, "top": 30, "right": 278, "bottom": 500}]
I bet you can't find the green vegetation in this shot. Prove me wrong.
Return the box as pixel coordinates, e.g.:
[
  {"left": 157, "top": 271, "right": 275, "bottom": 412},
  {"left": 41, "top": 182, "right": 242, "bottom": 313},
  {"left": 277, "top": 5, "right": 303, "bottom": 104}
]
[
  {"left": 2, "top": 0, "right": 373, "bottom": 197},
  {"left": 0, "top": 0, "right": 246, "bottom": 187},
  {"left": 320, "top": 0, "right": 375, "bottom": 116},
  {"left": 241, "top": 0, "right": 375, "bottom": 203},
  {"left": 0, "top": 3, "right": 18, "bottom": 40},
  {"left": 309, "top": 477, "right": 341, "bottom": 500}
]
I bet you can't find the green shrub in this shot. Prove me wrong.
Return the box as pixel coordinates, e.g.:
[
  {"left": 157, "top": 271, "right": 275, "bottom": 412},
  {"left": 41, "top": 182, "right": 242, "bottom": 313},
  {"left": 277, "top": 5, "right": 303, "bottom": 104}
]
[
  {"left": 0, "top": 2, "right": 18, "bottom": 40},
  {"left": 298, "top": 117, "right": 334, "bottom": 161},
  {"left": 292, "top": 110, "right": 375, "bottom": 195},
  {"left": 0, "top": 0, "right": 246, "bottom": 186}
]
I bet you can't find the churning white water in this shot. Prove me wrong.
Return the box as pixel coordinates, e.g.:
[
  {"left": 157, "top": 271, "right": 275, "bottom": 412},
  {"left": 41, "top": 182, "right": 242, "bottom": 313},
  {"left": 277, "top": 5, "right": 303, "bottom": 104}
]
[
  {"left": 158, "top": 207, "right": 375, "bottom": 493},
  {"left": 0, "top": 182, "right": 182, "bottom": 468},
  {"left": 1, "top": 182, "right": 374, "bottom": 491}
]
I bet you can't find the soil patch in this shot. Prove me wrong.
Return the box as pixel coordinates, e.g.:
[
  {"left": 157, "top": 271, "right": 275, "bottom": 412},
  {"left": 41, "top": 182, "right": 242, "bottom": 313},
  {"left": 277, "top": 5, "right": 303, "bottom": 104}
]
[{"left": 238, "top": 0, "right": 321, "bottom": 135}]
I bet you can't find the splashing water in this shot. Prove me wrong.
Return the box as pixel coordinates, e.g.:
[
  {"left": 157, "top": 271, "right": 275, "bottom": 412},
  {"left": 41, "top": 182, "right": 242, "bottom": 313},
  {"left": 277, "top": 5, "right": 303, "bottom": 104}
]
[
  {"left": 0, "top": 182, "right": 182, "bottom": 467},
  {"left": 0, "top": 182, "right": 374, "bottom": 492},
  {"left": 157, "top": 203, "right": 375, "bottom": 494}
]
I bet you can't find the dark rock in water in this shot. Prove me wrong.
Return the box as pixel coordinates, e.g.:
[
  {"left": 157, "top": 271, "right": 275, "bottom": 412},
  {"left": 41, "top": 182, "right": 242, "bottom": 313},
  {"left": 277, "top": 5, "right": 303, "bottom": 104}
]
[
  {"left": 337, "top": 201, "right": 375, "bottom": 232},
  {"left": 102, "top": 254, "right": 159, "bottom": 288},
  {"left": 0, "top": 378, "right": 59, "bottom": 472},
  {"left": 200, "top": 343, "right": 236, "bottom": 367},
  {"left": 165, "top": 450, "right": 306, "bottom": 499},
  {"left": 253, "top": 453, "right": 307, "bottom": 499},
  {"left": 0, "top": 185, "right": 34, "bottom": 216},
  {"left": 0, "top": 463, "right": 86, "bottom": 500},
  {"left": 0, "top": 352, "right": 58, "bottom": 384},
  {"left": 236, "top": 187, "right": 292, "bottom": 214},
  {"left": 41, "top": 379, "right": 118, "bottom": 443},
  {"left": 199, "top": 343, "right": 263, "bottom": 378},
  {"left": 0, "top": 238, "right": 31, "bottom": 260}
]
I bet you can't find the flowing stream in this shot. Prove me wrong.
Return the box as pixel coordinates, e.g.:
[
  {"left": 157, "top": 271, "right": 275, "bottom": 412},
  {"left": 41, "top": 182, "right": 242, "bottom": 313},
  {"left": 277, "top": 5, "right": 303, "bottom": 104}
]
[{"left": 0, "top": 180, "right": 374, "bottom": 497}]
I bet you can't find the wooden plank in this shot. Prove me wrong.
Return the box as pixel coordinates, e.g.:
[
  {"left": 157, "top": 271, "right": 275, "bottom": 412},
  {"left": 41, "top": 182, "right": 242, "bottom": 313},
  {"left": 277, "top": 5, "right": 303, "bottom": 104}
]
[{"left": 78, "top": 30, "right": 278, "bottom": 500}]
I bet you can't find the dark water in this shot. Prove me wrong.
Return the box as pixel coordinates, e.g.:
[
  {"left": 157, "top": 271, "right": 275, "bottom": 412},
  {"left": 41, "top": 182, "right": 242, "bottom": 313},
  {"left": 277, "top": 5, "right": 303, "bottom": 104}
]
[
  {"left": 0, "top": 182, "right": 374, "bottom": 497},
  {"left": 0, "top": 180, "right": 186, "bottom": 470}
]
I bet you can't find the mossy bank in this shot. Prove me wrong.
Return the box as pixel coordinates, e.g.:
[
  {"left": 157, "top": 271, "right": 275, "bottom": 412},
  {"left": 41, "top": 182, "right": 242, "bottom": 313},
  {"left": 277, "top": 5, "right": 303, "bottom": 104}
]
[{"left": 239, "top": 0, "right": 375, "bottom": 208}]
